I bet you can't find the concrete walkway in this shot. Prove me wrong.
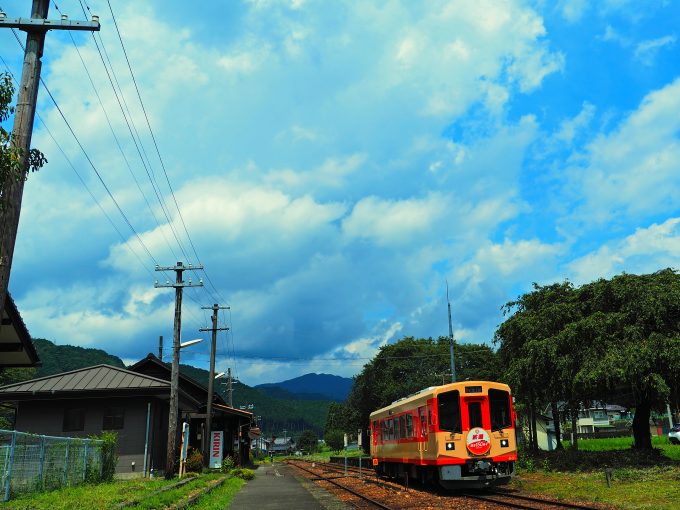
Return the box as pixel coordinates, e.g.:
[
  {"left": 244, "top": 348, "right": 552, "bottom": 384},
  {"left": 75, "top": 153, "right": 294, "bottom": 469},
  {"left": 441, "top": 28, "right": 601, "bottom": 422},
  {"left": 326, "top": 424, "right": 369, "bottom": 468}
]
[{"left": 228, "top": 462, "right": 349, "bottom": 510}]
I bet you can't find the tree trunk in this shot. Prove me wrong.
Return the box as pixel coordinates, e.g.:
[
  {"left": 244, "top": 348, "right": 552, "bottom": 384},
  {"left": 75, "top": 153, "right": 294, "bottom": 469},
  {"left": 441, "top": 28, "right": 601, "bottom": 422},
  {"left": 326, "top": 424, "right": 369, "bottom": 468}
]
[
  {"left": 570, "top": 402, "right": 578, "bottom": 450},
  {"left": 551, "top": 401, "right": 563, "bottom": 450},
  {"left": 632, "top": 400, "right": 652, "bottom": 449},
  {"left": 530, "top": 402, "right": 539, "bottom": 451}
]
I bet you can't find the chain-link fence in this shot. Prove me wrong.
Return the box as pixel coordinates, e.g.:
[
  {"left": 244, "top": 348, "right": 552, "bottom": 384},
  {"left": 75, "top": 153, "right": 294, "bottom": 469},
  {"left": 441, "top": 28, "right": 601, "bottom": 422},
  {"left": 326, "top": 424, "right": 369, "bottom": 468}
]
[{"left": 0, "top": 429, "right": 104, "bottom": 501}]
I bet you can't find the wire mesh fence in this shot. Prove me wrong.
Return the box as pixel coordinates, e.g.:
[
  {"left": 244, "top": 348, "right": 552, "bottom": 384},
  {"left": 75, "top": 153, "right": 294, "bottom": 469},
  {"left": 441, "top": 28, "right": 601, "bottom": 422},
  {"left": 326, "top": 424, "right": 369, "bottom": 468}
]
[{"left": 0, "top": 429, "right": 104, "bottom": 501}]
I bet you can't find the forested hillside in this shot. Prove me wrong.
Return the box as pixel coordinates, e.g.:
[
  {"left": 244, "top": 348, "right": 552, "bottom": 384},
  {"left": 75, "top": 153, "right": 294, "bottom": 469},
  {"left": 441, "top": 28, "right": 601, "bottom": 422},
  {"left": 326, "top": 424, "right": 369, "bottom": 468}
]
[
  {"left": 33, "top": 338, "right": 126, "bottom": 377},
  {"left": 179, "top": 364, "right": 330, "bottom": 436}
]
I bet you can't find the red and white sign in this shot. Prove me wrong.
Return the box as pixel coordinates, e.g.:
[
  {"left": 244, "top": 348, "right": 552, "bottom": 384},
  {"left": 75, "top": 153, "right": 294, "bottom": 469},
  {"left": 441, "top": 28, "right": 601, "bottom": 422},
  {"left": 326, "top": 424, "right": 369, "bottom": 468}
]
[
  {"left": 209, "top": 431, "right": 223, "bottom": 469},
  {"left": 466, "top": 427, "right": 491, "bottom": 456}
]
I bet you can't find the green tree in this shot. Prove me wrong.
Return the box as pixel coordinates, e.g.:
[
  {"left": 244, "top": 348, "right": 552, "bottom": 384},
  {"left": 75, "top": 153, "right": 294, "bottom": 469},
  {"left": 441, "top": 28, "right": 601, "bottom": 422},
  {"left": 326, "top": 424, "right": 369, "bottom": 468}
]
[
  {"left": 0, "top": 73, "right": 46, "bottom": 206},
  {"left": 297, "top": 429, "right": 318, "bottom": 453},
  {"left": 324, "top": 429, "right": 345, "bottom": 452},
  {"left": 344, "top": 336, "right": 501, "bottom": 438},
  {"left": 495, "top": 270, "right": 680, "bottom": 450}
]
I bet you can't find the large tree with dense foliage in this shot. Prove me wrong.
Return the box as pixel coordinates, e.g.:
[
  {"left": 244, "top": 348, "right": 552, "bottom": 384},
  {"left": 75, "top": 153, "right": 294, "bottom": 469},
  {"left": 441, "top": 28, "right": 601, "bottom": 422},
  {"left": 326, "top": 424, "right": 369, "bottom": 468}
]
[
  {"left": 495, "top": 270, "right": 680, "bottom": 450},
  {"left": 343, "top": 336, "right": 501, "bottom": 439}
]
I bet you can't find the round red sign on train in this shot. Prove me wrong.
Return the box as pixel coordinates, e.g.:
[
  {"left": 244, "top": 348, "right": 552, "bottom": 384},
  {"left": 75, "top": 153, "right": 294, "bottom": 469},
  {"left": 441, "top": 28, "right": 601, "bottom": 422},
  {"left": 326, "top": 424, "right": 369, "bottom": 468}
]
[{"left": 466, "top": 427, "right": 491, "bottom": 456}]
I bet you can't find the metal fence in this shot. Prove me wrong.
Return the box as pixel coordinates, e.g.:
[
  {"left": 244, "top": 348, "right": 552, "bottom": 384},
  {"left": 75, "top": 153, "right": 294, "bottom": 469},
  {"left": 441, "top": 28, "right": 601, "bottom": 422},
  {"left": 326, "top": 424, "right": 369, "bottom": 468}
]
[{"left": 0, "top": 429, "right": 104, "bottom": 501}]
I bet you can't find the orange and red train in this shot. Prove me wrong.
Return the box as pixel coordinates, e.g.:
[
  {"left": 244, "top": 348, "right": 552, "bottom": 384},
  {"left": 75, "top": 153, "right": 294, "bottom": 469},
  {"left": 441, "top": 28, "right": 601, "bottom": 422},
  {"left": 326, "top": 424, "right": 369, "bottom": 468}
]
[{"left": 369, "top": 380, "right": 517, "bottom": 488}]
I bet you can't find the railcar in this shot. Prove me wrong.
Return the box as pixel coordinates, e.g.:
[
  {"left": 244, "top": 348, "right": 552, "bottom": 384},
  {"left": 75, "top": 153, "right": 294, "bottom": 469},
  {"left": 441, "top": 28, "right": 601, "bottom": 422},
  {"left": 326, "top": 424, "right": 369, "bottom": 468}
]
[{"left": 369, "top": 380, "right": 517, "bottom": 489}]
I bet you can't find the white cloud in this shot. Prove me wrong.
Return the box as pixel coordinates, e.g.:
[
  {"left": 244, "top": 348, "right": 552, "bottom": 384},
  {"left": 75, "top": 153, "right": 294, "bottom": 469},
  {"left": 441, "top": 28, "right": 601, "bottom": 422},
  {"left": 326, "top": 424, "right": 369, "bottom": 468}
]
[
  {"left": 342, "top": 194, "right": 450, "bottom": 247},
  {"left": 565, "top": 77, "right": 680, "bottom": 229},
  {"left": 558, "top": 0, "right": 590, "bottom": 22},
  {"left": 568, "top": 218, "right": 680, "bottom": 283},
  {"left": 634, "top": 35, "right": 677, "bottom": 66}
]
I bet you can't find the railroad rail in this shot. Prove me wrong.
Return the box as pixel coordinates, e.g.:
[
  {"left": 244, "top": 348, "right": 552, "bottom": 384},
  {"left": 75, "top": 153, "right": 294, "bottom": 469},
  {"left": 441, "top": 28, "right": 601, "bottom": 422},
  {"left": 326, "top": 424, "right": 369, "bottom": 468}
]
[
  {"left": 463, "top": 490, "right": 605, "bottom": 510},
  {"left": 287, "top": 460, "right": 395, "bottom": 510}
]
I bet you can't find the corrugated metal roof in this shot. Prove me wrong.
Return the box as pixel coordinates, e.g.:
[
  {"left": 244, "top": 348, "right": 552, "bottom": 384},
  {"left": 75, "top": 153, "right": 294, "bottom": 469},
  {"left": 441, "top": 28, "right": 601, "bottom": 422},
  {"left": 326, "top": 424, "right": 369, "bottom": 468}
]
[{"left": 0, "top": 364, "right": 170, "bottom": 394}]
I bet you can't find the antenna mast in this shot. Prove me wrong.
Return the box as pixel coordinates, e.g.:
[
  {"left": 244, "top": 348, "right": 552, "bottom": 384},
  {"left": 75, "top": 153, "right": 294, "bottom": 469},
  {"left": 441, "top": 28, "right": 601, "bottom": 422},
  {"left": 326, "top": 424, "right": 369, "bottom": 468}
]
[{"left": 447, "top": 281, "right": 456, "bottom": 383}]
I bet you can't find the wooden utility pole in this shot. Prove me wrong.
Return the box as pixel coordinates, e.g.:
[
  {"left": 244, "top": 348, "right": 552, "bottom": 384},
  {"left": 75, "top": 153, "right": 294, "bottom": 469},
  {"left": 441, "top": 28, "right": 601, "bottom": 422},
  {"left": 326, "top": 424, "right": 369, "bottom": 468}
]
[
  {"left": 155, "top": 262, "right": 203, "bottom": 479},
  {"left": 199, "top": 303, "right": 229, "bottom": 465},
  {"left": 0, "top": 1, "right": 99, "bottom": 314}
]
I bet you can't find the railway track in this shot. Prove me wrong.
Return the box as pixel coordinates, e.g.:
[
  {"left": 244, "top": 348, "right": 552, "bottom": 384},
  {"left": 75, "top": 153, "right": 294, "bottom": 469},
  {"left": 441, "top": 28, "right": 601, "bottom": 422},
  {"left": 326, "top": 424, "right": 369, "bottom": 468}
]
[
  {"left": 287, "top": 460, "right": 395, "bottom": 509},
  {"left": 463, "top": 490, "right": 604, "bottom": 510},
  {"left": 290, "top": 459, "right": 608, "bottom": 510}
]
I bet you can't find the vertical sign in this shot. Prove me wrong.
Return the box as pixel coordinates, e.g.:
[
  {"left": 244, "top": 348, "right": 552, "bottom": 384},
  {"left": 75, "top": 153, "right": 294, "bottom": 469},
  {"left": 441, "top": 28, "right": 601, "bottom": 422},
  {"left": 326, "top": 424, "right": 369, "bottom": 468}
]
[
  {"left": 210, "top": 431, "right": 224, "bottom": 468},
  {"left": 179, "top": 422, "right": 190, "bottom": 478}
]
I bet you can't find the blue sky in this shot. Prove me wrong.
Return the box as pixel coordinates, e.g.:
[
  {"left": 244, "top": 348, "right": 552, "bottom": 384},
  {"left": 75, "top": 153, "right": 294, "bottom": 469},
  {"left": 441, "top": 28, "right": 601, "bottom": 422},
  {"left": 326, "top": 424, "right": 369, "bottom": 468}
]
[{"left": 1, "top": 0, "right": 679, "bottom": 385}]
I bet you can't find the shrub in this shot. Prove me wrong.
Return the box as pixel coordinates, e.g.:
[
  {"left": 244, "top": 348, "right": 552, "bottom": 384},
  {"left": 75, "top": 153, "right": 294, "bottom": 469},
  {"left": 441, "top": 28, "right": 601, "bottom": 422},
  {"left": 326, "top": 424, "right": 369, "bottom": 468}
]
[
  {"left": 99, "top": 431, "right": 118, "bottom": 482},
  {"left": 185, "top": 448, "right": 205, "bottom": 473},
  {"left": 230, "top": 468, "right": 254, "bottom": 480},
  {"left": 220, "top": 455, "right": 235, "bottom": 473}
]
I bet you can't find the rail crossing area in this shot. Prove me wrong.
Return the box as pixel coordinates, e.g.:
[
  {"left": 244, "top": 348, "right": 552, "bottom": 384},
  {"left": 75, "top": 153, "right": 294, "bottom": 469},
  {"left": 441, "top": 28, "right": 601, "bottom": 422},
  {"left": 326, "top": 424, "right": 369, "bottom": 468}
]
[{"left": 284, "top": 459, "right": 613, "bottom": 510}]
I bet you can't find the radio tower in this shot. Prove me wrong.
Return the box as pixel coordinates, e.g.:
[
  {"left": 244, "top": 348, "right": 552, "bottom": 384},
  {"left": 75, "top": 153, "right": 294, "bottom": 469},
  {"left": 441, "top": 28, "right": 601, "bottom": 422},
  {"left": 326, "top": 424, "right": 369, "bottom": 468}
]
[{"left": 447, "top": 281, "right": 456, "bottom": 383}]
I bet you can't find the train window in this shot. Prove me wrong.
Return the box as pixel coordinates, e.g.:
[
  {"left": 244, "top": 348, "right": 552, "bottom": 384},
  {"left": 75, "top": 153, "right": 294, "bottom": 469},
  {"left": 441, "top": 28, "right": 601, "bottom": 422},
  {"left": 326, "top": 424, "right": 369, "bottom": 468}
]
[
  {"left": 489, "top": 389, "right": 511, "bottom": 431},
  {"left": 437, "top": 390, "right": 462, "bottom": 433},
  {"left": 406, "top": 414, "right": 413, "bottom": 438},
  {"left": 388, "top": 419, "right": 394, "bottom": 440},
  {"left": 382, "top": 420, "right": 388, "bottom": 441},
  {"left": 468, "top": 401, "right": 483, "bottom": 429},
  {"left": 418, "top": 407, "right": 427, "bottom": 436}
]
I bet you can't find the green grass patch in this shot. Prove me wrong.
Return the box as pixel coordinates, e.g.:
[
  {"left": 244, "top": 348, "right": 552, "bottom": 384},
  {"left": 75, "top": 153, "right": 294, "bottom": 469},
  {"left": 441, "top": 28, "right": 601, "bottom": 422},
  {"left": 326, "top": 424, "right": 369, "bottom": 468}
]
[
  {"left": 512, "top": 436, "right": 680, "bottom": 509},
  {"left": 184, "top": 477, "right": 245, "bottom": 509},
  {"left": 1, "top": 473, "right": 228, "bottom": 510},
  {"left": 514, "top": 466, "right": 680, "bottom": 510}
]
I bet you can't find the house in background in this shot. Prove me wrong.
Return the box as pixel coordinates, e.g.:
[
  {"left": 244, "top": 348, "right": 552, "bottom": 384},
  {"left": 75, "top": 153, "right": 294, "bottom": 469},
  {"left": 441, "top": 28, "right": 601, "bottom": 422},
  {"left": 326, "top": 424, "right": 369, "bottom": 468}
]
[
  {"left": 270, "top": 436, "right": 295, "bottom": 454},
  {"left": 575, "top": 403, "right": 629, "bottom": 434},
  {"left": 0, "top": 355, "right": 254, "bottom": 475}
]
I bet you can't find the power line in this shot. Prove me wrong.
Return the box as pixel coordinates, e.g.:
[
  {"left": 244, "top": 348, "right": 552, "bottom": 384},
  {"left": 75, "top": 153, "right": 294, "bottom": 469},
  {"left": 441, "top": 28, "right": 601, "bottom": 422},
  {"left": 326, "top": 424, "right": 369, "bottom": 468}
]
[{"left": 104, "top": 0, "right": 226, "bottom": 306}]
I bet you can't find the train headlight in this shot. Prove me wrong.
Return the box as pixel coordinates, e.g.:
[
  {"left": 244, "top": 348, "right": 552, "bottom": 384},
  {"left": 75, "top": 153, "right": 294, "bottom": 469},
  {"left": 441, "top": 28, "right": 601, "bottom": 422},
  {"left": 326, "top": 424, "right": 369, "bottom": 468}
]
[
  {"left": 500, "top": 439, "right": 509, "bottom": 448},
  {"left": 446, "top": 442, "right": 455, "bottom": 451}
]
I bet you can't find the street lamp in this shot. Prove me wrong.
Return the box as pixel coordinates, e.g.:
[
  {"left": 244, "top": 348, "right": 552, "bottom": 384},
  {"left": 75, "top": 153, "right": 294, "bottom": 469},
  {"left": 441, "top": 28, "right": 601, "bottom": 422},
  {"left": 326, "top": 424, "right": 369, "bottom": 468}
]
[{"left": 180, "top": 338, "right": 202, "bottom": 349}]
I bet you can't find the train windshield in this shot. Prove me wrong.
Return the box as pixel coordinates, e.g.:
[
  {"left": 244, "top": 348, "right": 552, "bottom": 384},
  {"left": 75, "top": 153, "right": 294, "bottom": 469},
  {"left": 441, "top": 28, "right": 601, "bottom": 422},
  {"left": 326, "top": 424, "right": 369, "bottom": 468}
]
[
  {"left": 489, "top": 389, "right": 512, "bottom": 431},
  {"left": 437, "top": 390, "right": 462, "bottom": 433}
]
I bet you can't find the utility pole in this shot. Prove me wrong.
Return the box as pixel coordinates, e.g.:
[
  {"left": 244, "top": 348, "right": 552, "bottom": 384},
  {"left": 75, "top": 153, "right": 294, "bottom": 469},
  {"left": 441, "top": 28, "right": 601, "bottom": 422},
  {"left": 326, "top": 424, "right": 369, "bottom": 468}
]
[
  {"left": 158, "top": 335, "right": 163, "bottom": 361},
  {"left": 155, "top": 262, "right": 203, "bottom": 479},
  {"left": 0, "top": 2, "right": 100, "bottom": 314},
  {"left": 199, "top": 303, "right": 229, "bottom": 465},
  {"left": 446, "top": 281, "right": 456, "bottom": 383}
]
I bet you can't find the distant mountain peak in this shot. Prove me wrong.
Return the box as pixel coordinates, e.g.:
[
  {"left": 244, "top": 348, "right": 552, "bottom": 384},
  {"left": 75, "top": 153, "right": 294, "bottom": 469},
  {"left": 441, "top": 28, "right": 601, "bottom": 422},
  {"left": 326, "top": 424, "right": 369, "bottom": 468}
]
[{"left": 256, "top": 372, "right": 353, "bottom": 402}]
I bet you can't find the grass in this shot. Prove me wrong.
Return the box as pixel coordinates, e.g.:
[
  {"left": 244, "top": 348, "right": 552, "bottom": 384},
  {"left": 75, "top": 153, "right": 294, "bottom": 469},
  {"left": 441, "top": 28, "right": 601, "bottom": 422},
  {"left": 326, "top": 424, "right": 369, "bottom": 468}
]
[
  {"left": 185, "top": 477, "right": 245, "bottom": 509},
  {"left": 512, "top": 436, "right": 680, "bottom": 509},
  {"left": 514, "top": 466, "right": 680, "bottom": 510},
  {"left": 0, "top": 472, "right": 247, "bottom": 510}
]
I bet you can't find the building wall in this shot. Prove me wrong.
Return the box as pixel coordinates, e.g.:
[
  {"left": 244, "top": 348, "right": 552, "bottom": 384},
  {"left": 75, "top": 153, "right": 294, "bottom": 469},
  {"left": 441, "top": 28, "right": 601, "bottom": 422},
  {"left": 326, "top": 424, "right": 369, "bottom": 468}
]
[{"left": 16, "top": 396, "right": 161, "bottom": 474}]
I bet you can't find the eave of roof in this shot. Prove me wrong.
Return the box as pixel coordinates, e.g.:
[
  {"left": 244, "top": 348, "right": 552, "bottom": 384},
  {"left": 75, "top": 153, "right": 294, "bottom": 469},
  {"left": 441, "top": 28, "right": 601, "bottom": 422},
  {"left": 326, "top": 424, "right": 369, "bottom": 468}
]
[{"left": 0, "top": 293, "right": 39, "bottom": 368}]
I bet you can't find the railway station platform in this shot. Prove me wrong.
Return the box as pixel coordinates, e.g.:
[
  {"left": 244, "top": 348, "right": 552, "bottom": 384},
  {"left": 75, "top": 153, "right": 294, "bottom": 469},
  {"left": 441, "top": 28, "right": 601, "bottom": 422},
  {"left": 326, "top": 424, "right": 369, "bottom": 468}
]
[{"left": 228, "top": 462, "right": 349, "bottom": 510}]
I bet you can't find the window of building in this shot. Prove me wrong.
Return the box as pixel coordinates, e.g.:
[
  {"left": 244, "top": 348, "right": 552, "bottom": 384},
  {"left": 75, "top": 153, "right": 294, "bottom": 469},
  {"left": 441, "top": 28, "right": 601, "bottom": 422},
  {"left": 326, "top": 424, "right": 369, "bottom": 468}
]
[
  {"left": 489, "top": 389, "right": 512, "bottom": 431},
  {"left": 437, "top": 390, "right": 462, "bottom": 433},
  {"left": 103, "top": 406, "right": 125, "bottom": 430},
  {"left": 63, "top": 408, "right": 85, "bottom": 432}
]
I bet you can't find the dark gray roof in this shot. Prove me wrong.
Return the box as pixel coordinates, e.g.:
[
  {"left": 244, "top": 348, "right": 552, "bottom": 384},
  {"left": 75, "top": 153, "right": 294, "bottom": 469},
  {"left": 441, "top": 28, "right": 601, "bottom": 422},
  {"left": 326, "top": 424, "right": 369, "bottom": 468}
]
[{"left": 0, "top": 364, "right": 169, "bottom": 394}]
